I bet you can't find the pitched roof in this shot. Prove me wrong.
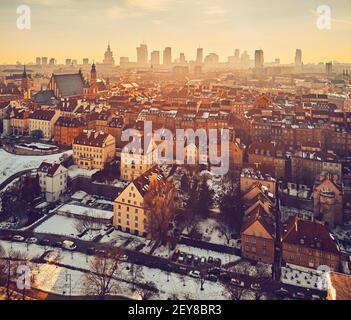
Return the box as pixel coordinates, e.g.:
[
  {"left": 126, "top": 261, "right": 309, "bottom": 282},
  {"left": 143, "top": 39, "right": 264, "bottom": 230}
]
[
  {"left": 328, "top": 272, "right": 351, "bottom": 300},
  {"left": 38, "top": 161, "right": 62, "bottom": 176},
  {"left": 241, "top": 204, "right": 275, "bottom": 238},
  {"left": 282, "top": 216, "right": 340, "bottom": 254},
  {"left": 53, "top": 73, "right": 84, "bottom": 97},
  {"left": 31, "top": 90, "right": 56, "bottom": 105},
  {"left": 132, "top": 167, "right": 164, "bottom": 197},
  {"left": 73, "top": 130, "right": 113, "bottom": 147},
  {"left": 30, "top": 109, "right": 56, "bottom": 121}
]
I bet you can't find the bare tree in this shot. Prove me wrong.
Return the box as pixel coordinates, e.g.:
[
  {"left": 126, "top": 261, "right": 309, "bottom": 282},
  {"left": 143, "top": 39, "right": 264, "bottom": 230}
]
[
  {"left": 130, "top": 264, "right": 143, "bottom": 292},
  {"left": 82, "top": 248, "right": 123, "bottom": 300},
  {"left": 74, "top": 212, "right": 103, "bottom": 235},
  {"left": 144, "top": 175, "right": 176, "bottom": 244},
  {"left": 1, "top": 249, "right": 29, "bottom": 300}
]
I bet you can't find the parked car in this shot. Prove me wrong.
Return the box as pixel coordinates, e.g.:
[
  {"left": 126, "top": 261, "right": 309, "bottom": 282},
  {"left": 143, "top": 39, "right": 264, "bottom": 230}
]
[
  {"left": 39, "top": 239, "right": 50, "bottom": 246},
  {"left": 186, "top": 254, "right": 194, "bottom": 265},
  {"left": 178, "top": 252, "right": 186, "bottom": 263},
  {"left": 292, "top": 292, "right": 305, "bottom": 299},
  {"left": 62, "top": 240, "right": 76, "bottom": 251},
  {"left": 2, "top": 235, "right": 13, "bottom": 241},
  {"left": 200, "top": 256, "right": 206, "bottom": 265},
  {"left": 53, "top": 241, "right": 63, "bottom": 248},
  {"left": 219, "top": 272, "right": 231, "bottom": 283},
  {"left": 230, "top": 278, "right": 245, "bottom": 287},
  {"left": 207, "top": 256, "right": 214, "bottom": 265},
  {"left": 206, "top": 274, "right": 218, "bottom": 282},
  {"left": 25, "top": 237, "right": 38, "bottom": 244},
  {"left": 12, "top": 235, "right": 25, "bottom": 242},
  {"left": 208, "top": 268, "right": 221, "bottom": 277},
  {"left": 193, "top": 256, "right": 200, "bottom": 266},
  {"left": 250, "top": 283, "right": 261, "bottom": 291},
  {"left": 312, "top": 294, "right": 322, "bottom": 300},
  {"left": 189, "top": 270, "right": 201, "bottom": 279},
  {"left": 214, "top": 258, "right": 222, "bottom": 267},
  {"left": 274, "top": 288, "right": 289, "bottom": 298},
  {"left": 178, "top": 266, "right": 187, "bottom": 275}
]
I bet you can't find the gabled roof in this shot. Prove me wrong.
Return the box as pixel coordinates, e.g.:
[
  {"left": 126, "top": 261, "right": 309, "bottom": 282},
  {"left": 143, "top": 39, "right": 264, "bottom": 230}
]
[
  {"left": 73, "top": 130, "right": 112, "bottom": 147},
  {"left": 241, "top": 204, "right": 275, "bottom": 239},
  {"left": 53, "top": 73, "right": 84, "bottom": 97},
  {"left": 38, "top": 161, "right": 64, "bottom": 176},
  {"left": 31, "top": 90, "right": 56, "bottom": 105},
  {"left": 30, "top": 109, "right": 56, "bottom": 121},
  {"left": 132, "top": 167, "right": 164, "bottom": 198},
  {"left": 282, "top": 216, "right": 340, "bottom": 254}
]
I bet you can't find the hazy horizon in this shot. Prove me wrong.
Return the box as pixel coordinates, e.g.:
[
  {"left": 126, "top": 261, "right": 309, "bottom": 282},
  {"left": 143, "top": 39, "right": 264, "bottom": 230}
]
[{"left": 1, "top": 0, "right": 351, "bottom": 65}]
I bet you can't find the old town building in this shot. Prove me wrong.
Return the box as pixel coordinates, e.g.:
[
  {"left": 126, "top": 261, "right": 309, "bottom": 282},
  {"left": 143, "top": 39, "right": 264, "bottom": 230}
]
[{"left": 73, "top": 130, "right": 116, "bottom": 170}]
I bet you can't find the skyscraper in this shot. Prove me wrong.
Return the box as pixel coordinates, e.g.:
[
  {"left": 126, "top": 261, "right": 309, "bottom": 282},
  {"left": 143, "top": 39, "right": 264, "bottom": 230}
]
[
  {"left": 254, "top": 50, "right": 264, "bottom": 68},
  {"left": 234, "top": 49, "right": 240, "bottom": 59},
  {"left": 150, "top": 51, "right": 160, "bottom": 66},
  {"left": 137, "top": 44, "right": 148, "bottom": 66},
  {"left": 83, "top": 58, "right": 89, "bottom": 66},
  {"left": 49, "top": 58, "right": 56, "bottom": 66},
  {"left": 326, "top": 62, "right": 333, "bottom": 75},
  {"left": 295, "top": 49, "right": 302, "bottom": 66},
  {"left": 41, "top": 57, "right": 48, "bottom": 66},
  {"left": 179, "top": 53, "right": 186, "bottom": 64},
  {"left": 163, "top": 47, "right": 172, "bottom": 65},
  {"left": 196, "top": 48, "right": 203, "bottom": 64},
  {"left": 102, "top": 43, "right": 115, "bottom": 66},
  {"left": 36, "top": 57, "right": 41, "bottom": 65}
]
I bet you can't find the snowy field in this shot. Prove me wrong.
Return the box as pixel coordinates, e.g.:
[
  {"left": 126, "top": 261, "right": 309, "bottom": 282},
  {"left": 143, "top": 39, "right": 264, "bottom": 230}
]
[
  {"left": 0, "top": 149, "right": 72, "bottom": 185},
  {"left": 185, "top": 218, "right": 239, "bottom": 247},
  {"left": 33, "top": 214, "right": 104, "bottom": 241},
  {"left": 58, "top": 203, "right": 113, "bottom": 220},
  {"left": 0, "top": 240, "right": 233, "bottom": 300}
]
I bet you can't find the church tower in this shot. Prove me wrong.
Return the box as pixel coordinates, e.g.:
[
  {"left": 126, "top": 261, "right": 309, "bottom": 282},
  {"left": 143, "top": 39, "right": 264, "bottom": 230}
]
[
  {"left": 21, "top": 65, "right": 30, "bottom": 99},
  {"left": 90, "top": 63, "right": 97, "bottom": 86}
]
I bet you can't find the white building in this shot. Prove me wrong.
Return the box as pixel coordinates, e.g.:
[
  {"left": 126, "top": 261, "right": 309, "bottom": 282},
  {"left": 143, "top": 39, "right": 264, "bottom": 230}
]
[{"left": 38, "top": 161, "right": 68, "bottom": 202}]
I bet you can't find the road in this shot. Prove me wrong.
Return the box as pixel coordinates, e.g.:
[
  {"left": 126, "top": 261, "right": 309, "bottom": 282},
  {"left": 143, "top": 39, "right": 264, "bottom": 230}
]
[{"left": 0, "top": 228, "right": 327, "bottom": 300}]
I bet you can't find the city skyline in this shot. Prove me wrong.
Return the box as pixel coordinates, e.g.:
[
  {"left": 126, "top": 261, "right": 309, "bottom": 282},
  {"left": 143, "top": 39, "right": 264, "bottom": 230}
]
[{"left": 1, "top": 0, "right": 351, "bottom": 64}]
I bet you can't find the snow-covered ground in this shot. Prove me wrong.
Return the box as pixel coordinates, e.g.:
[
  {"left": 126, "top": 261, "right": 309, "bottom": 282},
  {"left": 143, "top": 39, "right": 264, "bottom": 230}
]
[
  {"left": 67, "top": 165, "right": 97, "bottom": 179},
  {"left": 0, "top": 240, "right": 233, "bottom": 300},
  {"left": 101, "top": 229, "right": 153, "bottom": 254},
  {"left": 281, "top": 264, "right": 326, "bottom": 291},
  {"left": 33, "top": 214, "right": 104, "bottom": 240},
  {"left": 185, "top": 218, "right": 239, "bottom": 247},
  {"left": 0, "top": 148, "right": 72, "bottom": 185},
  {"left": 57, "top": 203, "right": 113, "bottom": 220}
]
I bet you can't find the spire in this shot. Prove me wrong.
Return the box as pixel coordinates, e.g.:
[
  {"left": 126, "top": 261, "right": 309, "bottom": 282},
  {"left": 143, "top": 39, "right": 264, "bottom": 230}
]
[{"left": 22, "top": 64, "right": 27, "bottom": 78}]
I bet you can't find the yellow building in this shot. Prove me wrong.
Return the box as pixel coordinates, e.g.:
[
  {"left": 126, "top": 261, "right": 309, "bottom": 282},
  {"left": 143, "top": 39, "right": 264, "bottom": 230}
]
[
  {"left": 73, "top": 130, "right": 115, "bottom": 170},
  {"left": 113, "top": 168, "right": 164, "bottom": 237},
  {"left": 29, "top": 109, "right": 60, "bottom": 139}
]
